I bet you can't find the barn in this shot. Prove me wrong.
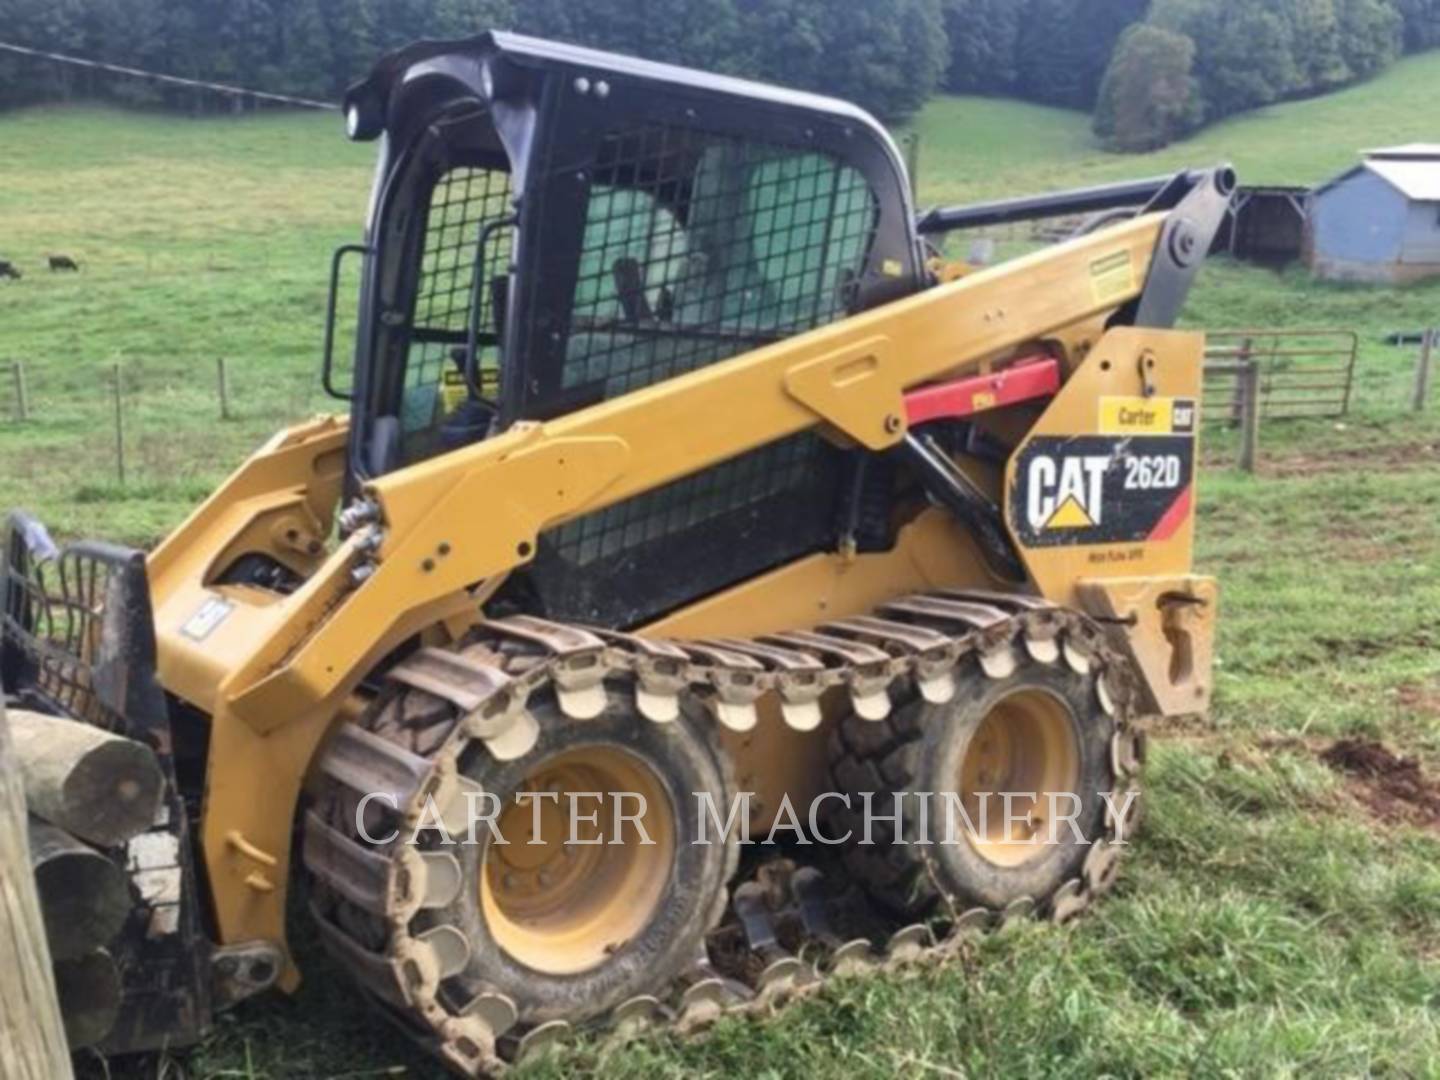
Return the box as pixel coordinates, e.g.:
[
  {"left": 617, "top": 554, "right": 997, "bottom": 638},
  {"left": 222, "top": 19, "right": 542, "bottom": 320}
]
[{"left": 1308, "top": 145, "right": 1440, "bottom": 283}]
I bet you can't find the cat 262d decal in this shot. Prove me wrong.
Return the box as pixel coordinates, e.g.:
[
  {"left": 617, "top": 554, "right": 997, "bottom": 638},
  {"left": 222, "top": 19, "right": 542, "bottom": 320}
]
[{"left": 1009, "top": 432, "right": 1195, "bottom": 549}]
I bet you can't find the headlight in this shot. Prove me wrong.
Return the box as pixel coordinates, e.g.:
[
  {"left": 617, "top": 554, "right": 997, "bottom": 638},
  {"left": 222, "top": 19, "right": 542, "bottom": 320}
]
[{"left": 343, "top": 94, "right": 384, "bottom": 141}]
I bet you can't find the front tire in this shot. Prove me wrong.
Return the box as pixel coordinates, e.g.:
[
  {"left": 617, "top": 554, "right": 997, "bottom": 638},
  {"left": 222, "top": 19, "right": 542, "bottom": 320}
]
[{"left": 413, "top": 684, "right": 735, "bottom": 1026}]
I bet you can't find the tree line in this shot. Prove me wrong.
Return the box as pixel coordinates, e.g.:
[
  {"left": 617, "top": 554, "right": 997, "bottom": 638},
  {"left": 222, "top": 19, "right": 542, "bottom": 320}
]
[
  {"left": 0, "top": 0, "right": 946, "bottom": 123},
  {"left": 0, "top": 0, "right": 1436, "bottom": 149},
  {"left": 946, "top": 0, "right": 1437, "bottom": 150}
]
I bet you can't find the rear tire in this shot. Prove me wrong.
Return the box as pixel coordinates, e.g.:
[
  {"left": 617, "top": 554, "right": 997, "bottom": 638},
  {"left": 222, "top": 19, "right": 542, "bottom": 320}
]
[{"left": 830, "top": 648, "right": 1117, "bottom": 916}]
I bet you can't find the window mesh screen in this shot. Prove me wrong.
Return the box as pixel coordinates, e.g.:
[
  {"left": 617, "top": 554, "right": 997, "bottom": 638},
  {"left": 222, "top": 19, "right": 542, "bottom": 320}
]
[
  {"left": 535, "top": 432, "right": 839, "bottom": 626},
  {"left": 562, "top": 125, "right": 879, "bottom": 399},
  {"left": 401, "top": 167, "right": 512, "bottom": 449},
  {"left": 535, "top": 126, "right": 877, "bottom": 626}
]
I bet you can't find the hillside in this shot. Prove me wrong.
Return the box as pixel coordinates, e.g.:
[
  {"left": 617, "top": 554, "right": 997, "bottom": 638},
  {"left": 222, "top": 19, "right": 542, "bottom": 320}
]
[{"left": 914, "top": 48, "right": 1440, "bottom": 203}]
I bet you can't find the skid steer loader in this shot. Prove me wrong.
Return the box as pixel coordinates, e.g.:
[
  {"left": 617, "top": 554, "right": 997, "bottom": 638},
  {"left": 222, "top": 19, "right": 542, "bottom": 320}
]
[{"left": 1, "top": 31, "right": 1228, "bottom": 1074}]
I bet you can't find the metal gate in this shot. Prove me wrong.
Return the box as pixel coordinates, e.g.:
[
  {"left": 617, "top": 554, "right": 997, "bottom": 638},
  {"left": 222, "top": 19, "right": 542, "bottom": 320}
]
[{"left": 1203, "top": 329, "right": 1358, "bottom": 422}]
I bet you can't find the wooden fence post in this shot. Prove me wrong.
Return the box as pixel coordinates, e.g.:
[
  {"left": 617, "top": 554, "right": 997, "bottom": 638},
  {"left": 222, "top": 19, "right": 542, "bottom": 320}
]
[
  {"left": 1239, "top": 358, "right": 1261, "bottom": 474},
  {"left": 1413, "top": 328, "right": 1434, "bottom": 412},
  {"left": 0, "top": 696, "right": 77, "bottom": 1080},
  {"left": 216, "top": 357, "right": 231, "bottom": 420},
  {"left": 112, "top": 363, "right": 126, "bottom": 486},
  {"left": 1230, "top": 337, "right": 1253, "bottom": 425},
  {"left": 903, "top": 131, "right": 921, "bottom": 201}
]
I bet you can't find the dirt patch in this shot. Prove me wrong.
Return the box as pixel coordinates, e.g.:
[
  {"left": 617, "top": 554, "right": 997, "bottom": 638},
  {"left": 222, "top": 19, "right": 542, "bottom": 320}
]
[
  {"left": 1248, "top": 441, "right": 1440, "bottom": 479},
  {"left": 1320, "top": 737, "right": 1440, "bottom": 829},
  {"left": 1396, "top": 681, "right": 1440, "bottom": 719}
]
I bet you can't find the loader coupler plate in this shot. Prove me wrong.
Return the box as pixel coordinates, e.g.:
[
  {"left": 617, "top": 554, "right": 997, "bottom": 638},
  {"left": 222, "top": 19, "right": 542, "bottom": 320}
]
[{"left": 2, "top": 512, "right": 214, "bottom": 1054}]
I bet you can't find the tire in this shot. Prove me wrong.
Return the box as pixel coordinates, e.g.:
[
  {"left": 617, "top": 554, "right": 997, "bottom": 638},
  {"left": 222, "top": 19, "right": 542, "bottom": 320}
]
[
  {"left": 407, "top": 683, "right": 737, "bottom": 1026},
  {"left": 829, "top": 647, "right": 1117, "bottom": 916}
]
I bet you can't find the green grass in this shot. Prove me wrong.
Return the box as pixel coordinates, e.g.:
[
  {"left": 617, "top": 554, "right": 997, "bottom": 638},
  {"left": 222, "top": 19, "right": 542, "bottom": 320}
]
[
  {"left": 0, "top": 106, "right": 372, "bottom": 542},
  {"left": 6, "top": 60, "right": 1440, "bottom": 1078}
]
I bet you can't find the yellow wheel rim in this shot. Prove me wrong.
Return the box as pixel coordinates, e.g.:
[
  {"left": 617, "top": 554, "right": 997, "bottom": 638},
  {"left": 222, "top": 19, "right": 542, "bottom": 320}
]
[
  {"left": 957, "top": 689, "right": 1080, "bottom": 868},
  {"left": 480, "top": 748, "right": 675, "bottom": 974}
]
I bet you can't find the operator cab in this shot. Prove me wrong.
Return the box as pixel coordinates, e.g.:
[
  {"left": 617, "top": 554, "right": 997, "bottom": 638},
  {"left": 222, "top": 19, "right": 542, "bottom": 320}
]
[{"left": 335, "top": 32, "right": 923, "bottom": 625}]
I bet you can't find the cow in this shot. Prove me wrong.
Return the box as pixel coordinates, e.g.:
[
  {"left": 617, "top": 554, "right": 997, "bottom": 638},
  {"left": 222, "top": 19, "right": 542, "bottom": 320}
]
[
  {"left": 0, "top": 261, "right": 21, "bottom": 280},
  {"left": 48, "top": 255, "right": 80, "bottom": 272}
]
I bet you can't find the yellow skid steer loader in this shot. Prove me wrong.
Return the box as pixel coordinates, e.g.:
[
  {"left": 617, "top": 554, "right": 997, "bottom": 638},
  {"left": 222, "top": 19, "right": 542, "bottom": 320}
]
[{"left": 2, "top": 31, "right": 1227, "bottom": 1074}]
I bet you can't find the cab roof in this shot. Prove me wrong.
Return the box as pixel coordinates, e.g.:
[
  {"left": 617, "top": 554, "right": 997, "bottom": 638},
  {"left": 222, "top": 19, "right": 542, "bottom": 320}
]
[{"left": 345, "top": 30, "right": 886, "bottom": 139}]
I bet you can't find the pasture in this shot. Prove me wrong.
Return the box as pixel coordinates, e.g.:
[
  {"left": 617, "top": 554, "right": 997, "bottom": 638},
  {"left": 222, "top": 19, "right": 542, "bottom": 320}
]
[{"left": 2, "top": 51, "right": 1439, "bottom": 1078}]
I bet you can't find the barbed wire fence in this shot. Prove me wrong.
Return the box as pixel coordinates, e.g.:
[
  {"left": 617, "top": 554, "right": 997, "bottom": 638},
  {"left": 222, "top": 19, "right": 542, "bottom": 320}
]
[{"left": 0, "top": 40, "right": 337, "bottom": 113}]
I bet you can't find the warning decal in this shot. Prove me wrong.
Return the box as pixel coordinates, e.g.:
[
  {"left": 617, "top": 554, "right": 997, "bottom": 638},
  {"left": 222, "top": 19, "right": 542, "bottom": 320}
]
[
  {"left": 1010, "top": 435, "right": 1194, "bottom": 548},
  {"left": 1089, "top": 250, "right": 1136, "bottom": 306},
  {"left": 181, "top": 595, "right": 234, "bottom": 642}
]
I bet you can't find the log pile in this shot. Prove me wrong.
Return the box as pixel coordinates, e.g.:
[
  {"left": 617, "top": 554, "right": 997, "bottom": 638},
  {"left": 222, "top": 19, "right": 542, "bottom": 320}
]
[
  {"left": 4, "top": 707, "right": 162, "bottom": 1053},
  {"left": 0, "top": 697, "right": 74, "bottom": 1080}
]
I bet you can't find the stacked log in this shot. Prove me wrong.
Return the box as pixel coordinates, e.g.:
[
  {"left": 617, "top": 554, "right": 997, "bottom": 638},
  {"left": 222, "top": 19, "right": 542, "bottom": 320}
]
[
  {"left": 8, "top": 708, "right": 163, "bottom": 847},
  {"left": 5, "top": 708, "right": 164, "bottom": 1052},
  {"left": 28, "top": 821, "right": 131, "bottom": 960}
]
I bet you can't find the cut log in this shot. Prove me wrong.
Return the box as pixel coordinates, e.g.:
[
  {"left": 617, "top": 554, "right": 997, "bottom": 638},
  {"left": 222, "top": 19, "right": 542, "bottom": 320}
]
[
  {"left": 52, "top": 948, "right": 122, "bottom": 1050},
  {"left": 9, "top": 709, "right": 162, "bottom": 846},
  {"left": 0, "top": 697, "right": 75, "bottom": 1080},
  {"left": 28, "top": 819, "right": 131, "bottom": 961}
]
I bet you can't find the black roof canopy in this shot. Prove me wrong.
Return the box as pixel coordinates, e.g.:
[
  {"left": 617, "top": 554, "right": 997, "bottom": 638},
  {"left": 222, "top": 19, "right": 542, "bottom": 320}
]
[
  {"left": 344, "top": 30, "right": 903, "bottom": 165},
  {"left": 343, "top": 29, "right": 924, "bottom": 455}
]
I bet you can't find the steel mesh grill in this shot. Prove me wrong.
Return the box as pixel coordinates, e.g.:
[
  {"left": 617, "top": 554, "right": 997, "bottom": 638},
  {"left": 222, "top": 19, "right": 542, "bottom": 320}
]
[
  {"left": 533, "top": 125, "right": 877, "bottom": 622},
  {"left": 405, "top": 166, "right": 513, "bottom": 402},
  {"left": 562, "top": 123, "right": 879, "bottom": 398}
]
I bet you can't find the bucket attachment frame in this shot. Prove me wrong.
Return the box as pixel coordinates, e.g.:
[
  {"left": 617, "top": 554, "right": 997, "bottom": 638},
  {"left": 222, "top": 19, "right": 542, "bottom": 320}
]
[{"left": 2, "top": 512, "right": 214, "bottom": 1054}]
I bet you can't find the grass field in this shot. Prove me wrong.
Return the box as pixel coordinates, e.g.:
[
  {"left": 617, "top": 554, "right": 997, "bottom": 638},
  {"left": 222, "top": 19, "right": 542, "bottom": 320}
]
[{"left": 4, "top": 51, "right": 1440, "bottom": 1079}]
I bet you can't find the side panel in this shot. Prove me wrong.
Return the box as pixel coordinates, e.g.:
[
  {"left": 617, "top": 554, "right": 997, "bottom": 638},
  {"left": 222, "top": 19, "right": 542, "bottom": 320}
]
[
  {"left": 1312, "top": 172, "right": 1406, "bottom": 265},
  {"left": 1005, "top": 326, "right": 1216, "bottom": 716},
  {"left": 1401, "top": 198, "right": 1440, "bottom": 265}
]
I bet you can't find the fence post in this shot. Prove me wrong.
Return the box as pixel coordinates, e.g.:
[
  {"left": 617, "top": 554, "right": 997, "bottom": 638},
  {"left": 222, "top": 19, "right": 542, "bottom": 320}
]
[
  {"left": 1230, "top": 337, "right": 1253, "bottom": 425},
  {"left": 1239, "top": 358, "right": 1261, "bottom": 474},
  {"left": 112, "top": 363, "right": 126, "bottom": 486},
  {"left": 11, "top": 361, "right": 28, "bottom": 421},
  {"left": 216, "top": 357, "right": 231, "bottom": 420},
  {"left": 903, "top": 132, "right": 921, "bottom": 201},
  {"left": 1413, "top": 328, "right": 1435, "bottom": 412}
]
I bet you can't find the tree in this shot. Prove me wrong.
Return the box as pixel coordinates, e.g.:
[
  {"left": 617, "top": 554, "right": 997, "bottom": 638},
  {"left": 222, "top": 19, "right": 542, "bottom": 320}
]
[
  {"left": 521, "top": 0, "right": 743, "bottom": 69},
  {"left": 1093, "top": 23, "right": 1201, "bottom": 150},
  {"left": 1015, "top": 0, "right": 1090, "bottom": 108},
  {"left": 1004, "top": 0, "right": 1151, "bottom": 109},
  {"left": 942, "top": 0, "right": 1023, "bottom": 94},
  {"left": 1337, "top": 0, "right": 1404, "bottom": 76},
  {"left": 1150, "top": 0, "right": 1301, "bottom": 117},
  {"left": 819, "top": 0, "right": 949, "bottom": 120},
  {"left": 1283, "top": 0, "right": 1351, "bottom": 91},
  {"left": 1392, "top": 0, "right": 1440, "bottom": 49},
  {"left": 737, "top": 0, "right": 949, "bottom": 121},
  {"left": 1070, "top": 0, "right": 1154, "bottom": 107}
]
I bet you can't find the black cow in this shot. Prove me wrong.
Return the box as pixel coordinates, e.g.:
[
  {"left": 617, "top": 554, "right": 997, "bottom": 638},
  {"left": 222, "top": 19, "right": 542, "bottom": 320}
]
[
  {"left": 0, "top": 261, "right": 21, "bottom": 280},
  {"left": 49, "top": 255, "right": 80, "bottom": 272}
]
